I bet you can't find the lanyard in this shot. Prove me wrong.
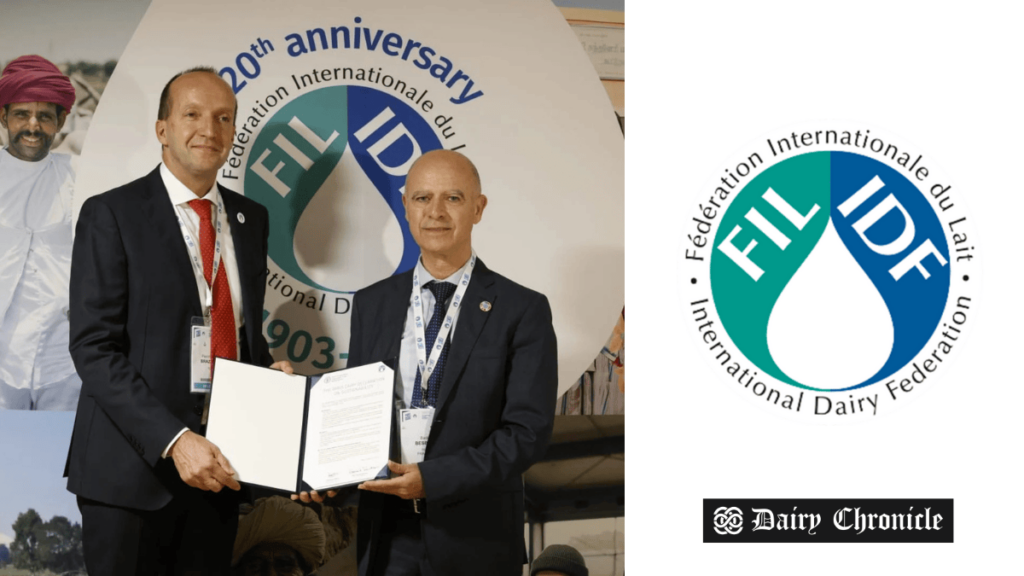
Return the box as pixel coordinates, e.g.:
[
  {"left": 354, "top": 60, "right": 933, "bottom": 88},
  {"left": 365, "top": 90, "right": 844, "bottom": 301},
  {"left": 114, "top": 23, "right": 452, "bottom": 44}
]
[
  {"left": 410, "top": 253, "right": 476, "bottom": 393},
  {"left": 177, "top": 195, "right": 225, "bottom": 314}
]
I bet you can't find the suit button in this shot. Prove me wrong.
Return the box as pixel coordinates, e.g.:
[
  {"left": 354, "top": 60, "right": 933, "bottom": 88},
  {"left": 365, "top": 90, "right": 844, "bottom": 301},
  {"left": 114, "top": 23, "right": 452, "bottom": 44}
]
[{"left": 193, "top": 404, "right": 204, "bottom": 416}]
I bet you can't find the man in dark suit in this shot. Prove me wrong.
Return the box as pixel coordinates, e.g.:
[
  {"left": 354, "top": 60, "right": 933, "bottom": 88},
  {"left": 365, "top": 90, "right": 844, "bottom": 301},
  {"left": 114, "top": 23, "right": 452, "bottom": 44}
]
[
  {"left": 67, "top": 68, "right": 291, "bottom": 575},
  {"left": 301, "top": 150, "right": 557, "bottom": 575}
]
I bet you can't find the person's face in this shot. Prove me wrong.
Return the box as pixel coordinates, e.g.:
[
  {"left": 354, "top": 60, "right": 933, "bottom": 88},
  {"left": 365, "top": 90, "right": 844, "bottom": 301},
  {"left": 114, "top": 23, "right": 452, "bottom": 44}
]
[
  {"left": 155, "top": 71, "right": 235, "bottom": 183},
  {"left": 0, "top": 101, "right": 66, "bottom": 162},
  {"left": 402, "top": 153, "right": 487, "bottom": 262}
]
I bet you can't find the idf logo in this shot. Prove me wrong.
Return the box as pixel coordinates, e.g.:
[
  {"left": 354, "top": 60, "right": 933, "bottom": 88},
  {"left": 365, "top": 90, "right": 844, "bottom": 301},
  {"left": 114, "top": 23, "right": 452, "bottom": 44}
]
[
  {"left": 246, "top": 85, "right": 442, "bottom": 293},
  {"left": 684, "top": 128, "right": 979, "bottom": 420},
  {"left": 235, "top": 82, "right": 450, "bottom": 373}
]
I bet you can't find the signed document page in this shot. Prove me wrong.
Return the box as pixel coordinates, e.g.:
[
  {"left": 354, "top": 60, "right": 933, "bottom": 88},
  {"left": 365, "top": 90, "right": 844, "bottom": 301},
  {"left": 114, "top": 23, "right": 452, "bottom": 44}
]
[
  {"left": 206, "top": 359, "right": 307, "bottom": 492},
  {"left": 302, "top": 362, "right": 394, "bottom": 491}
]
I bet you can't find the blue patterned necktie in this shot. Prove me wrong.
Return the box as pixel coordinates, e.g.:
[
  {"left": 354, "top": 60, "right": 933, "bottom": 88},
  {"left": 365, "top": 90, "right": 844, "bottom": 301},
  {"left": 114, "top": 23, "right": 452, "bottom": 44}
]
[{"left": 411, "top": 281, "right": 456, "bottom": 408}]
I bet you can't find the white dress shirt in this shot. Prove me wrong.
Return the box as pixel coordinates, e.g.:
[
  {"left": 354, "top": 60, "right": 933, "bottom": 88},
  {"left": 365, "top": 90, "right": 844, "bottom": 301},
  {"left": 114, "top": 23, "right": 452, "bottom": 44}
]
[
  {"left": 160, "top": 163, "right": 243, "bottom": 333},
  {"left": 159, "top": 164, "right": 245, "bottom": 457},
  {"left": 396, "top": 257, "right": 471, "bottom": 410}
]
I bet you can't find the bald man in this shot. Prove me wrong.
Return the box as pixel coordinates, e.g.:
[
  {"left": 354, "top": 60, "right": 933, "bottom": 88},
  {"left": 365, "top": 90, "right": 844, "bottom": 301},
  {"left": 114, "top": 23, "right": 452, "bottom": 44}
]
[
  {"left": 336, "top": 150, "right": 558, "bottom": 575},
  {"left": 0, "top": 54, "right": 80, "bottom": 410}
]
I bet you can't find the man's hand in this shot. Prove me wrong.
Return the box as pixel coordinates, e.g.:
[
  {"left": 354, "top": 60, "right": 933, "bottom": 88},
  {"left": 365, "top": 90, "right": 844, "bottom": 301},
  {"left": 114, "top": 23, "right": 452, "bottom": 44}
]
[
  {"left": 358, "top": 461, "right": 425, "bottom": 500},
  {"left": 168, "top": 431, "right": 241, "bottom": 492},
  {"left": 270, "top": 360, "right": 294, "bottom": 374},
  {"left": 290, "top": 489, "right": 337, "bottom": 504}
]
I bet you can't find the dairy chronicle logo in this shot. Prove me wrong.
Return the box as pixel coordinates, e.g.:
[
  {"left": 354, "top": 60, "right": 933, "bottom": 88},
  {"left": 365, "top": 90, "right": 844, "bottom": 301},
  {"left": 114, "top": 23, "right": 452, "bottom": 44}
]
[{"left": 713, "top": 507, "right": 744, "bottom": 535}]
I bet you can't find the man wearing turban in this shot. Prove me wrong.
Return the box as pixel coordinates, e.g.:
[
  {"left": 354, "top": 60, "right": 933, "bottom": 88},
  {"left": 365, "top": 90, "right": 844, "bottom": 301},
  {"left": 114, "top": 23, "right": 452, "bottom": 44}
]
[{"left": 0, "top": 54, "right": 81, "bottom": 410}]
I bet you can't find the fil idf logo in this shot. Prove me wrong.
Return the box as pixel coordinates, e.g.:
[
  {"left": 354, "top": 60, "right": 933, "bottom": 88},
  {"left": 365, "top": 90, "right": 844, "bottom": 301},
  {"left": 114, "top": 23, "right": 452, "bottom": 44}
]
[
  {"left": 245, "top": 85, "right": 441, "bottom": 290},
  {"left": 215, "top": 17, "right": 481, "bottom": 372},
  {"left": 683, "top": 126, "right": 980, "bottom": 420}
]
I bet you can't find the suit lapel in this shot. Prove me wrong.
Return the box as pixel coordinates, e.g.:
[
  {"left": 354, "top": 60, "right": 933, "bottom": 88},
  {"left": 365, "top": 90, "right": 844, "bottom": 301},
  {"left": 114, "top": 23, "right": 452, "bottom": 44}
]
[
  {"left": 434, "top": 259, "right": 497, "bottom": 413},
  {"left": 220, "top": 188, "right": 257, "bottom": 312},
  {"left": 380, "top": 271, "right": 413, "bottom": 362},
  {"left": 139, "top": 167, "right": 202, "bottom": 317},
  {"left": 221, "top": 186, "right": 267, "bottom": 361}
]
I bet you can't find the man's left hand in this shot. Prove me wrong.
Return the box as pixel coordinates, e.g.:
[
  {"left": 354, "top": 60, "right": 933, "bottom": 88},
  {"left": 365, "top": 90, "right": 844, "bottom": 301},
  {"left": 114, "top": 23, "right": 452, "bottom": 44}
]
[
  {"left": 358, "top": 461, "right": 425, "bottom": 499},
  {"left": 270, "top": 360, "right": 294, "bottom": 374}
]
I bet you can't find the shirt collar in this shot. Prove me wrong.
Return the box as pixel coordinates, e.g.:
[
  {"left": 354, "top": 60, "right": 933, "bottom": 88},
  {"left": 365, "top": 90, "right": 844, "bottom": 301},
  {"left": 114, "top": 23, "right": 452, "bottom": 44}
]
[
  {"left": 160, "top": 163, "right": 220, "bottom": 207},
  {"left": 414, "top": 256, "right": 471, "bottom": 286}
]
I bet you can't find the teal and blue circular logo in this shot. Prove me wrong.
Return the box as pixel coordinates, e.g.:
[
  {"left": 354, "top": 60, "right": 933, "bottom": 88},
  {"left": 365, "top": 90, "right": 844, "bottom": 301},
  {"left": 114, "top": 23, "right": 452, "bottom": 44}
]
[
  {"left": 234, "top": 79, "right": 447, "bottom": 373},
  {"left": 246, "top": 85, "right": 442, "bottom": 293},
  {"left": 684, "top": 127, "right": 979, "bottom": 419}
]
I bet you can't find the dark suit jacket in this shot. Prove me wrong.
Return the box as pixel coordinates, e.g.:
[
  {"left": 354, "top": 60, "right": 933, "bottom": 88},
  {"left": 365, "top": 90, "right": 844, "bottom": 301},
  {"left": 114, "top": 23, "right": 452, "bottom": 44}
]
[
  {"left": 66, "top": 166, "right": 273, "bottom": 511},
  {"left": 348, "top": 259, "right": 557, "bottom": 576}
]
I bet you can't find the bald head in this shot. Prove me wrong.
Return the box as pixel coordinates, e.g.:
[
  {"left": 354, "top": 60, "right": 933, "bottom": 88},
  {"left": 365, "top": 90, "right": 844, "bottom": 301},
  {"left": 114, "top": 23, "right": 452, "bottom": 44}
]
[
  {"left": 402, "top": 149, "right": 488, "bottom": 277},
  {"left": 407, "top": 149, "right": 481, "bottom": 196},
  {"left": 158, "top": 66, "right": 236, "bottom": 122}
]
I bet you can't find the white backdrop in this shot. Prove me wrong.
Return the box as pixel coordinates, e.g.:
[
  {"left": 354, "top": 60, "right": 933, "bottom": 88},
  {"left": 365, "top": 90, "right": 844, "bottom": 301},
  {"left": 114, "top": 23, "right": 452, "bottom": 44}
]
[
  {"left": 75, "top": 0, "right": 624, "bottom": 396},
  {"left": 631, "top": 1, "right": 1021, "bottom": 572}
]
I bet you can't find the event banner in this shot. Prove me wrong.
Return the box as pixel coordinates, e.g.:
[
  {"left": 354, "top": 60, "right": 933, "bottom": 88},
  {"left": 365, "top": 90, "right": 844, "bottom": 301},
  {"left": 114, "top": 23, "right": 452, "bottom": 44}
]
[
  {"left": 1, "top": 1, "right": 624, "bottom": 573},
  {"left": 74, "top": 0, "right": 624, "bottom": 396}
]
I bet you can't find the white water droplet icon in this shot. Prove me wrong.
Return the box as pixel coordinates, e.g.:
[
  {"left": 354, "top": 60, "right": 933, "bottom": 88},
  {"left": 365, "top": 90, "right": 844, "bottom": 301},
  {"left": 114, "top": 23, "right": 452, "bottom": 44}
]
[
  {"left": 766, "top": 220, "right": 893, "bottom": 389},
  {"left": 294, "top": 147, "right": 405, "bottom": 288}
]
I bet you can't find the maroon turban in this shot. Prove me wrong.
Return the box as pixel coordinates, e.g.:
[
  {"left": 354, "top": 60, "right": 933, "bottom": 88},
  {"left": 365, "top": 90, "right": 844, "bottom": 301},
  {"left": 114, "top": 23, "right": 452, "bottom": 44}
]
[{"left": 0, "top": 55, "right": 76, "bottom": 111}]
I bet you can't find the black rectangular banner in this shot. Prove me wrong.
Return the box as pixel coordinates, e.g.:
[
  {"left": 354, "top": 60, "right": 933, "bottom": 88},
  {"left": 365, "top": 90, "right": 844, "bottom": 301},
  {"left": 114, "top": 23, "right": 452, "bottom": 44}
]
[{"left": 703, "top": 499, "right": 953, "bottom": 543}]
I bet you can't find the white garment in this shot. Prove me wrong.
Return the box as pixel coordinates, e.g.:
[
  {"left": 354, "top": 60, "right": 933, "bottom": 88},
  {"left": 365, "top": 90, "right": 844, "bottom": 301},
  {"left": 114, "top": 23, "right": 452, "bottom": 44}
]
[
  {"left": 159, "top": 164, "right": 244, "bottom": 336},
  {"left": 159, "top": 164, "right": 247, "bottom": 458},
  {"left": 0, "top": 148, "right": 80, "bottom": 410},
  {"left": 396, "top": 257, "right": 470, "bottom": 410}
]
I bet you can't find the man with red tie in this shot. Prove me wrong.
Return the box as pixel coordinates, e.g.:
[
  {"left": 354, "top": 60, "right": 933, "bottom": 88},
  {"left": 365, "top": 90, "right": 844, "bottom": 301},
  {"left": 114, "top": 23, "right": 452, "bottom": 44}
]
[{"left": 67, "top": 67, "right": 290, "bottom": 575}]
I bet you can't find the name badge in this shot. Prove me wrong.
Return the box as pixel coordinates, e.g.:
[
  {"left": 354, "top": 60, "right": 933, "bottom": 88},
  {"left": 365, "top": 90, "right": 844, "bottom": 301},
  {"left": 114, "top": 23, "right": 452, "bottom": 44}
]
[
  {"left": 399, "top": 407, "right": 434, "bottom": 465},
  {"left": 190, "top": 323, "right": 213, "bottom": 393}
]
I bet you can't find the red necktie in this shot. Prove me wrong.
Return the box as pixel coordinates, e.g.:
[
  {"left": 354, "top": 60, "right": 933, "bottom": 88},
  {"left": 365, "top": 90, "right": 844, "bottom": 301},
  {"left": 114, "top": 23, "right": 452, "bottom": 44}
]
[{"left": 188, "top": 199, "right": 236, "bottom": 370}]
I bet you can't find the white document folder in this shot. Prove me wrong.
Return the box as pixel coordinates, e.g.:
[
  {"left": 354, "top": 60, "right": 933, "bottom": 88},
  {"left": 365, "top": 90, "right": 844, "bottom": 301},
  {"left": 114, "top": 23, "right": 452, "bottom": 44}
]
[{"left": 205, "top": 359, "right": 394, "bottom": 493}]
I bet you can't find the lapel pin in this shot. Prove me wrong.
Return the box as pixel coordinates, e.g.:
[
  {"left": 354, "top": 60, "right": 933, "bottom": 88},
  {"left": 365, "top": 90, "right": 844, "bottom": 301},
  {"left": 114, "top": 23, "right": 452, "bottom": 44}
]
[
  {"left": 237, "top": 212, "right": 245, "bottom": 224},
  {"left": 480, "top": 301, "right": 492, "bottom": 312}
]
